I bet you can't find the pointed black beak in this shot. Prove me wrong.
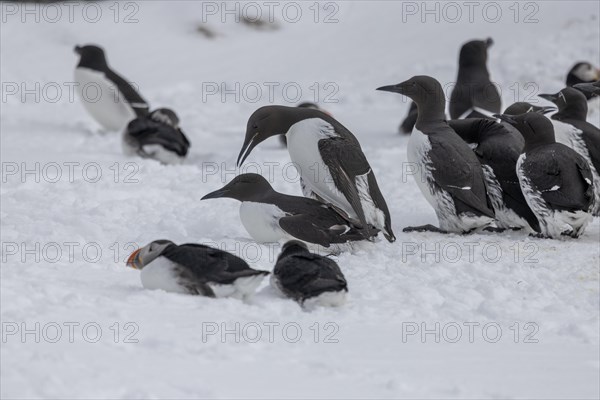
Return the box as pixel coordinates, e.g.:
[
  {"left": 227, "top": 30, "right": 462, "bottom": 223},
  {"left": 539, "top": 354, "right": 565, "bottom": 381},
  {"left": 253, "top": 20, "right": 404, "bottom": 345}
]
[
  {"left": 485, "top": 37, "right": 494, "bottom": 48},
  {"left": 573, "top": 82, "right": 600, "bottom": 97},
  {"left": 376, "top": 84, "right": 403, "bottom": 94},
  {"left": 201, "top": 188, "right": 229, "bottom": 200},
  {"left": 538, "top": 93, "right": 558, "bottom": 103},
  {"left": 494, "top": 114, "right": 517, "bottom": 125},
  {"left": 536, "top": 106, "right": 557, "bottom": 115},
  {"left": 74, "top": 45, "right": 82, "bottom": 54},
  {"left": 236, "top": 132, "right": 260, "bottom": 167}
]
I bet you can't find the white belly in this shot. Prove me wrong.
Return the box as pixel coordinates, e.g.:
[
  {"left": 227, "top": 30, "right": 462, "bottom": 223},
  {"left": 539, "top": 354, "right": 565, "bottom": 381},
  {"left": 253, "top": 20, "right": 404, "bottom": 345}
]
[
  {"left": 75, "top": 67, "right": 135, "bottom": 131},
  {"left": 239, "top": 202, "right": 289, "bottom": 243},
  {"left": 286, "top": 118, "right": 355, "bottom": 217},
  {"left": 140, "top": 257, "right": 188, "bottom": 294}
]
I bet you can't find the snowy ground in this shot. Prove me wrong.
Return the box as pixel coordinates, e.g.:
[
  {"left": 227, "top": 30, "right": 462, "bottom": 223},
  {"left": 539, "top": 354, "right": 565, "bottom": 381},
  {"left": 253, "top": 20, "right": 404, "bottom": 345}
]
[{"left": 1, "top": 1, "right": 599, "bottom": 399}]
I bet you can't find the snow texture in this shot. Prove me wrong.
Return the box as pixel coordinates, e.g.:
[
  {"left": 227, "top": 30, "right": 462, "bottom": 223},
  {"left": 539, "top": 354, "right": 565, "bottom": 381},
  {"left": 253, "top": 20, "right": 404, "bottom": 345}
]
[{"left": 1, "top": 1, "right": 599, "bottom": 399}]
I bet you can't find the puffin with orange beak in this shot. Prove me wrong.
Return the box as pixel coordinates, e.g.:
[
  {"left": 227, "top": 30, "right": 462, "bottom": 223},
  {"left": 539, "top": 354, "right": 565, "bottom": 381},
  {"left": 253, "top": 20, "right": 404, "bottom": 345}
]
[{"left": 126, "top": 240, "right": 269, "bottom": 299}]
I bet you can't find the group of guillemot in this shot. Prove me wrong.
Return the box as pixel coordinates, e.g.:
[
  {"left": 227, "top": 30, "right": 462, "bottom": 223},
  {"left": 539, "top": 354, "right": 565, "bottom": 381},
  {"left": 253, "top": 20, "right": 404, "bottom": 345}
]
[{"left": 73, "top": 40, "right": 600, "bottom": 306}]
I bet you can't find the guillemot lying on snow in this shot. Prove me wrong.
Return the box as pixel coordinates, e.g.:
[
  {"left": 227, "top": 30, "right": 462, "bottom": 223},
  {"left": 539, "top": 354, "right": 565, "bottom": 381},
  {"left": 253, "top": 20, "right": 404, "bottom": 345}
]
[
  {"left": 123, "top": 108, "right": 191, "bottom": 164},
  {"left": 74, "top": 44, "right": 149, "bottom": 131},
  {"left": 378, "top": 75, "right": 494, "bottom": 233},
  {"left": 496, "top": 113, "right": 594, "bottom": 238},
  {"left": 202, "top": 173, "right": 374, "bottom": 247},
  {"left": 271, "top": 240, "right": 348, "bottom": 308},
  {"left": 127, "top": 240, "right": 269, "bottom": 299},
  {"left": 237, "top": 105, "right": 395, "bottom": 242}
]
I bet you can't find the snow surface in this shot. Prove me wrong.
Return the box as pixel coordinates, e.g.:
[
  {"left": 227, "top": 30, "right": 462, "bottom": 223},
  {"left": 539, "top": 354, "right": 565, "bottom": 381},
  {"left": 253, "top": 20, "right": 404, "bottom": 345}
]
[{"left": 1, "top": 1, "right": 599, "bottom": 398}]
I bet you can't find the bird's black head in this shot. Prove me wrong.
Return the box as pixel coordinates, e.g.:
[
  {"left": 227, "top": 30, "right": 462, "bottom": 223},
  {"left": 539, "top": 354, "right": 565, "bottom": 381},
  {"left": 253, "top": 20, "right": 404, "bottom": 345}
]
[
  {"left": 566, "top": 62, "right": 600, "bottom": 86},
  {"left": 201, "top": 173, "right": 275, "bottom": 202},
  {"left": 504, "top": 102, "right": 556, "bottom": 116},
  {"left": 494, "top": 112, "right": 555, "bottom": 152},
  {"left": 150, "top": 108, "right": 180, "bottom": 128},
  {"left": 237, "top": 105, "right": 326, "bottom": 166},
  {"left": 279, "top": 240, "right": 309, "bottom": 259},
  {"left": 126, "top": 240, "right": 175, "bottom": 270},
  {"left": 573, "top": 81, "right": 600, "bottom": 98},
  {"left": 539, "top": 87, "right": 588, "bottom": 121},
  {"left": 74, "top": 44, "right": 108, "bottom": 69},
  {"left": 458, "top": 38, "right": 493, "bottom": 68},
  {"left": 377, "top": 76, "right": 446, "bottom": 122}
]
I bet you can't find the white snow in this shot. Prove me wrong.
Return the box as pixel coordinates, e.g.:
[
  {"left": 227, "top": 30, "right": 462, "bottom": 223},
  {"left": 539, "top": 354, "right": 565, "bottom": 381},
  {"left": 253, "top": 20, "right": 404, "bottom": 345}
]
[{"left": 1, "top": 1, "right": 599, "bottom": 399}]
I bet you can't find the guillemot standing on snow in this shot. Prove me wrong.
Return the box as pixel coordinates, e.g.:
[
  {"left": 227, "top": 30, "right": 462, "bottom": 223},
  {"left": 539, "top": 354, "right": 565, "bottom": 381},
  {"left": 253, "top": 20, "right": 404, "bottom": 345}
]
[
  {"left": 123, "top": 108, "right": 191, "bottom": 164},
  {"left": 447, "top": 118, "right": 539, "bottom": 232},
  {"left": 496, "top": 113, "right": 594, "bottom": 238},
  {"left": 202, "top": 173, "right": 374, "bottom": 247},
  {"left": 271, "top": 241, "right": 348, "bottom": 308},
  {"left": 237, "top": 105, "right": 396, "bottom": 242},
  {"left": 539, "top": 88, "right": 600, "bottom": 215},
  {"left": 377, "top": 76, "right": 494, "bottom": 233},
  {"left": 450, "top": 38, "right": 501, "bottom": 120},
  {"left": 74, "top": 44, "right": 149, "bottom": 131},
  {"left": 126, "top": 240, "right": 269, "bottom": 299},
  {"left": 566, "top": 62, "right": 600, "bottom": 100}
]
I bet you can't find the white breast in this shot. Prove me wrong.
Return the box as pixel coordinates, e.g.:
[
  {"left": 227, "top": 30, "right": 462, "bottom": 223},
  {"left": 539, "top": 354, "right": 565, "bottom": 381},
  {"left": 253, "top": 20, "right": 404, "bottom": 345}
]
[
  {"left": 140, "top": 256, "right": 188, "bottom": 294},
  {"left": 286, "top": 118, "right": 355, "bottom": 217},
  {"left": 239, "top": 202, "right": 290, "bottom": 243},
  {"left": 407, "top": 127, "right": 438, "bottom": 209},
  {"left": 74, "top": 67, "right": 135, "bottom": 131},
  {"left": 551, "top": 120, "right": 581, "bottom": 149}
]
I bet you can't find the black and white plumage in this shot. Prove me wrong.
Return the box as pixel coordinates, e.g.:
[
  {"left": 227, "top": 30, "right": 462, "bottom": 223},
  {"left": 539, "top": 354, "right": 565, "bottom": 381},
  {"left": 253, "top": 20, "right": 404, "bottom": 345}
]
[
  {"left": 449, "top": 38, "right": 501, "bottom": 120},
  {"left": 123, "top": 108, "right": 191, "bottom": 164},
  {"left": 126, "top": 240, "right": 269, "bottom": 299},
  {"left": 74, "top": 44, "right": 149, "bottom": 131},
  {"left": 448, "top": 118, "right": 539, "bottom": 232},
  {"left": 378, "top": 76, "right": 495, "bottom": 234},
  {"left": 399, "top": 101, "right": 419, "bottom": 134},
  {"left": 201, "top": 173, "right": 373, "bottom": 248},
  {"left": 237, "top": 105, "right": 395, "bottom": 242},
  {"left": 539, "top": 88, "right": 600, "bottom": 215},
  {"left": 271, "top": 241, "right": 348, "bottom": 307},
  {"left": 497, "top": 113, "right": 594, "bottom": 238},
  {"left": 280, "top": 102, "right": 327, "bottom": 147},
  {"left": 566, "top": 62, "right": 600, "bottom": 100}
]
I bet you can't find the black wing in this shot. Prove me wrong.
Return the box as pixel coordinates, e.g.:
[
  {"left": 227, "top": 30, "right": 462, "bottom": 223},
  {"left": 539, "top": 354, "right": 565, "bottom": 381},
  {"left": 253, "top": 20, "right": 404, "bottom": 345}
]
[
  {"left": 105, "top": 69, "right": 150, "bottom": 117},
  {"left": 523, "top": 146, "right": 594, "bottom": 211},
  {"left": 428, "top": 131, "right": 495, "bottom": 217},
  {"left": 275, "top": 254, "right": 347, "bottom": 299},
  {"left": 279, "top": 213, "right": 368, "bottom": 247}
]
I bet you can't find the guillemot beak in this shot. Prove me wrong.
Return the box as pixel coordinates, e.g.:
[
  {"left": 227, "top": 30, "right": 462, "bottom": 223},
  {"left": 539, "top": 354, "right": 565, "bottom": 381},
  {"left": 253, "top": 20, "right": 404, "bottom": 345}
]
[
  {"left": 74, "top": 45, "right": 82, "bottom": 54},
  {"left": 237, "top": 132, "right": 260, "bottom": 167},
  {"left": 485, "top": 37, "right": 494, "bottom": 48},
  {"left": 201, "top": 188, "right": 230, "bottom": 200},
  {"left": 573, "top": 82, "right": 600, "bottom": 97},
  {"left": 376, "top": 84, "right": 402, "bottom": 93},
  {"left": 536, "top": 106, "right": 557, "bottom": 115},
  {"left": 494, "top": 114, "right": 518, "bottom": 125},
  {"left": 126, "top": 249, "right": 142, "bottom": 269},
  {"left": 538, "top": 93, "right": 559, "bottom": 103}
]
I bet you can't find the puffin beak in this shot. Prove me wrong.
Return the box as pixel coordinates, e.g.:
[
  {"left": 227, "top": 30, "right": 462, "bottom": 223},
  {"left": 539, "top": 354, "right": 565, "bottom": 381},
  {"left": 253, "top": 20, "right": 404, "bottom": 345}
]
[
  {"left": 494, "top": 114, "right": 517, "bottom": 125},
  {"left": 595, "top": 68, "right": 600, "bottom": 81},
  {"left": 376, "top": 84, "right": 402, "bottom": 94},
  {"left": 538, "top": 93, "right": 558, "bottom": 103},
  {"left": 74, "top": 45, "right": 82, "bottom": 54},
  {"left": 237, "top": 132, "right": 260, "bottom": 167},
  {"left": 126, "top": 249, "right": 141, "bottom": 269},
  {"left": 201, "top": 188, "right": 229, "bottom": 200}
]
